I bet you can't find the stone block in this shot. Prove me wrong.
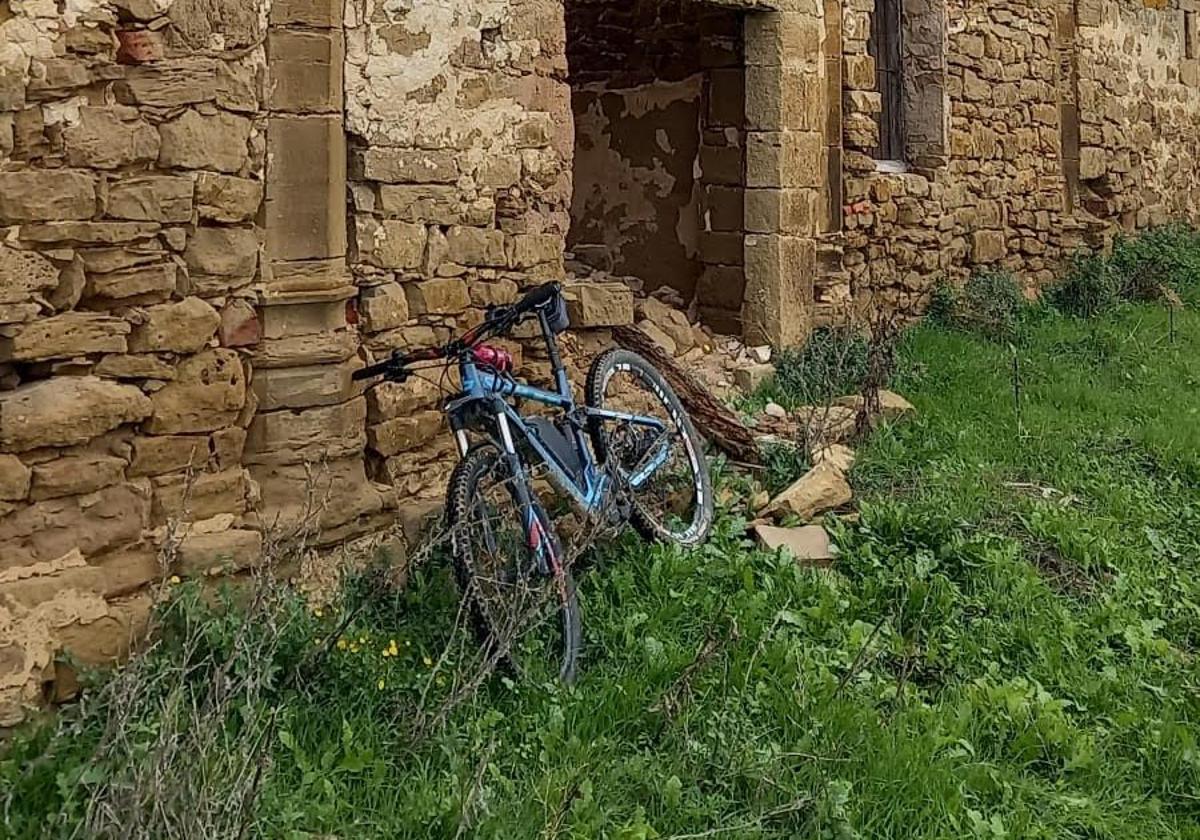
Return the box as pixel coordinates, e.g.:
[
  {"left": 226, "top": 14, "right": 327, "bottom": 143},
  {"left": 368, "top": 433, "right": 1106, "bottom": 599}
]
[
  {"left": 1080, "top": 146, "right": 1106, "bottom": 180},
  {"left": 843, "top": 55, "right": 876, "bottom": 90},
  {"left": 114, "top": 59, "right": 217, "bottom": 107},
  {"left": 251, "top": 359, "right": 362, "bottom": 411},
  {"left": 0, "top": 454, "right": 31, "bottom": 501},
  {"left": 249, "top": 329, "right": 358, "bottom": 369},
  {"left": 145, "top": 349, "right": 246, "bottom": 434},
  {"left": 696, "top": 265, "right": 746, "bottom": 310},
  {"left": 176, "top": 529, "right": 263, "bottom": 576},
  {"left": 355, "top": 217, "right": 426, "bottom": 270},
  {"left": 507, "top": 233, "right": 562, "bottom": 269},
  {"left": 970, "top": 230, "right": 1006, "bottom": 264},
  {"left": 151, "top": 468, "right": 248, "bottom": 522},
  {"left": 218, "top": 298, "right": 260, "bottom": 347},
  {"left": 0, "top": 482, "right": 150, "bottom": 566},
  {"left": 563, "top": 282, "right": 635, "bottom": 327},
  {"left": 251, "top": 456, "right": 390, "bottom": 539},
  {"left": 0, "top": 245, "right": 60, "bottom": 305},
  {"left": 0, "top": 171, "right": 96, "bottom": 223},
  {"left": 267, "top": 29, "right": 344, "bottom": 113},
  {"left": 359, "top": 283, "right": 410, "bottom": 333},
  {"left": 106, "top": 176, "right": 194, "bottom": 223},
  {"left": 158, "top": 109, "right": 251, "bottom": 174},
  {"left": 404, "top": 278, "right": 469, "bottom": 315},
  {"left": 0, "top": 312, "right": 130, "bottom": 362},
  {"left": 128, "top": 435, "right": 210, "bottom": 477},
  {"left": 744, "top": 12, "right": 824, "bottom": 66},
  {"left": 244, "top": 397, "right": 367, "bottom": 465},
  {"left": 366, "top": 376, "right": 440, "bottom": 421},
  {"left": 30, "top": 454, "right": 127, "bottom": 501},
  {"left": 270, "top": 0, "right": 342, "bottom": 26},
  {"left": 195, "top": 173, "right": 263, "bottom": 223},
  {"left": 745, "top": 66, "right": 822, "bottom": 131},
  {"left": 354, "top": 148, "right": 459, "bottom": 184},
  {"left": 376, "top": 185, "right": 490, "bottom": 226},
  {"left": 184, "top": 226, "right": 259, "bottom": 289},
  {"left": 367, "top": 410, "right": 444, "bottom": 457},
  {"left": 445, "top": 226, "right": 505, "bottom": 267},
  {"left": 265, "top": 115, "right": 346, "bottom": 261},
  {"left": 62, "top": 106, "right": 160, "bottom": 170},
  {"left": 742, "top": 233, "right": 814, "bottom": 348},
  {"left": 761, "top": 461, "right": 852, "bottom": 521},
  {"left": 259, "top": 292, "right": 351, "bottom": 340},
  {"left": 0, "top": 377, "right": 151, "bottom": 452},
  {"left": 745, "top": 187, "right": 820, "bottom": 235},
  {"left": 19, "top": 222, "right": 160, "bottom": 246},
  {"left": 747, "top": 131, "right": 824, "bottom": 189},
  {"left": 86, "top": 262, "right": 177, "bottom": 303},
  {"left": 94, "top": 354, "right": 177, "bottom": 380},
  {"left": 128, "top": 297, "right": 220, "bottom": 354}
]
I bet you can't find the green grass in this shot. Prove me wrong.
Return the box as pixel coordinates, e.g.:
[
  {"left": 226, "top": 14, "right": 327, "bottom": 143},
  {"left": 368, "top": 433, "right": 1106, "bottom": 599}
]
[{"left": 4, "top": 295, "right": 1200, "bottom": 838}]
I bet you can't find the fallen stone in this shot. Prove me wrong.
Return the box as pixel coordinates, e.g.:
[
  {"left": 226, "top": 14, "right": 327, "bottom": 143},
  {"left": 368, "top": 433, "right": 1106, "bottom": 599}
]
[
  {"left": 0, "top": 312, "right": 130, "bottom": 362},
  {"left": 810, "top": 443, "right": 856, "bottom": 474},
  {"left": 834, "top": 390, "right": 915, "bottom": 420},
  {"left": 641, "top": 297, "right": 695, "bottom": 352},
  {"left": 734, "top": 363, "right": 774, "bottom": 393},
  {"left": 764, "top": 401, "right": 788, "bottom": 419},
  {"left": 0, "top": 377, "right": 152, "bottom": 452},
  {"left": 145, "top": 349, "right": 246, "bottom": 434},
  {"left": 754, "top": 524, "right": 835, "bottom": 566},
  {"left": 794, "top": 405, "right": 858, "bottom": 443},
  {"left": 750, "top": 345, "right": 772, "bottom": 363},
  {"left": 761, "top": 461, "right": 853, "bottom": 522},
  {"left": 127, "top": 297, "right": 219, "bottom": 354}
]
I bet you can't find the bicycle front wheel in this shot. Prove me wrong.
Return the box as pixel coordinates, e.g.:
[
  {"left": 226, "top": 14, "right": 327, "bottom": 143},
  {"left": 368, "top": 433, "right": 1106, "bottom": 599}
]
[
  {"left": 586, "top": 349, "right": 714, "bottom": 548},
  {"left": 446, "top": 444, "right": 581, "bottom": 684}
]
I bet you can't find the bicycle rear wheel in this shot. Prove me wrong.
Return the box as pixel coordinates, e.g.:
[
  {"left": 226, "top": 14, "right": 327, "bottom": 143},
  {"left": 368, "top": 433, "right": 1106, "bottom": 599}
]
[
  {"left": 586, "top": 349, "right": 714, "bottom": 548},
  {"left": 446, "top": 444, "right": 581, "bottom": 684}
]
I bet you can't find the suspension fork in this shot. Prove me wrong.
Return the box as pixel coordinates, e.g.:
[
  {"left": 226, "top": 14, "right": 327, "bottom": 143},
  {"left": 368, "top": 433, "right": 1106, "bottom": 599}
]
[{"left": 493, "top": 408, "right": 562, "bottom": 581}]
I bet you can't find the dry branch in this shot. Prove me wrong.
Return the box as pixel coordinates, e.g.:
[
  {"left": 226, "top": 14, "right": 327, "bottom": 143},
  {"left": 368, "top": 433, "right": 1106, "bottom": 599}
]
[{"left": 612, "top": 325, "right": 761, "bottom": 464}]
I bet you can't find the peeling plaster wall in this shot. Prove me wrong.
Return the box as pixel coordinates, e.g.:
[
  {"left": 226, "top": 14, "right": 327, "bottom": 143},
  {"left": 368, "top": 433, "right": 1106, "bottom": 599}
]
[
  {"left": 565, "top": 0, "right": 745, "bottom": 328},
  {"left": 344, "top": 0, "right": 573, "bottom": 501},
  {"left": 569, "top": 78, "right": 704, "bottom": 300}
]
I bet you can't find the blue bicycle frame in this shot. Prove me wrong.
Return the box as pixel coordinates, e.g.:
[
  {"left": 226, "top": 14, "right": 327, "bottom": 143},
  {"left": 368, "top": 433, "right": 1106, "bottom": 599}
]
[{"left": 447, "top": 318, "right": 671, "bottom": 517}]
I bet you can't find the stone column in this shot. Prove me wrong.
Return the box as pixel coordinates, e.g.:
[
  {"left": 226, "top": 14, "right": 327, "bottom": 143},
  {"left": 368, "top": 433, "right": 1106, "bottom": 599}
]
[
  {"left": 252, "top": 0, "right": 393, "bottom": 542},
  {"left": 740, "top": 2, "right": 824, "bottom": 348}
]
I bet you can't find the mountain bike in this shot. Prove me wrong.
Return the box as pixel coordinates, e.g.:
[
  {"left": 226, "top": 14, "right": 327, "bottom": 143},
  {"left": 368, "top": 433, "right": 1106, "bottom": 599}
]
[{"left": 354, "top": 282, "right": 713, "bottom": 683}]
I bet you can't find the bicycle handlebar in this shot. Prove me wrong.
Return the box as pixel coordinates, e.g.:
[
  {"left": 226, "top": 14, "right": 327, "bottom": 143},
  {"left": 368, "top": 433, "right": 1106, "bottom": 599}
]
[{"left": 352, "top": 282, "right": 560, "bottom": 383}]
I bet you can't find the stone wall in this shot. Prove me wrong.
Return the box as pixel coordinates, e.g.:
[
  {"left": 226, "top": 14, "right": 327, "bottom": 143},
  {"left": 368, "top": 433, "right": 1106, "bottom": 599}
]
[
  {"left": 566, "top": 0, "right": 746, "bottom": 332},
  {"left": 820, "top": 0, "right": 1200, "bottom": 321},
  {"left": 0, "top": 0, "right": 274, "bottom": 726}
]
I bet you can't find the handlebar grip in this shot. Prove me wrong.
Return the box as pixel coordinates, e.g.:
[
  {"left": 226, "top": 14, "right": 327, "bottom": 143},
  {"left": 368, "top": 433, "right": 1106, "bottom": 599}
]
[
  {"left": 352, "top": 358, "right": 395, "bottom": 381},
  {"left": 513, "top": 282, "right": 560, "bottom": 315}
]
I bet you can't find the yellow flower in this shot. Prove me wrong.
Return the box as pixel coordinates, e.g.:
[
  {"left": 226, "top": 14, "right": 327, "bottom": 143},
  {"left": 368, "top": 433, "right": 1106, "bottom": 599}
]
[
  {"left": 377, "top": 678, "right": 385, "bottom": 690},
  {"left": 313, "top": 607, "right": 324, "bottom": 618},
  {"left": 168, "top": 575, "right": 181, "bottom": 585},
  {"left": 336, "top": 638, "right": 348, "bottom": 651},
  {"left": 349, "top": 643, "right": 360, "bottom": 654},
  {"left": 422, "top": 655, "right": 433, "bottom": 667},
  {"left": 436, "top": 676, "right": 445, "bottom": 687}
]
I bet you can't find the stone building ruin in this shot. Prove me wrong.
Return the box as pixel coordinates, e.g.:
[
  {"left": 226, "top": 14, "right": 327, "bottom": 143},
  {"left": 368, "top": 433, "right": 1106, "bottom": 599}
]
[{"left": 2, "top": 0, "right": 1198, "bottom": 724}]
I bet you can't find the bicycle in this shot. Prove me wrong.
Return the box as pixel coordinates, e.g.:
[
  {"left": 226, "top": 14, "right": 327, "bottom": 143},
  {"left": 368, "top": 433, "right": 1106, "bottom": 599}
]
[{"left": 353, "top": 282, "right": 713, "bottom": 683}]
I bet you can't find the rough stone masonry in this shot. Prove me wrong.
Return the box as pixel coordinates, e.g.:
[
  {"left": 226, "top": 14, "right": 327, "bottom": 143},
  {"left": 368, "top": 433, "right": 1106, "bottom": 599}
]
[{"left": 1, "top": 0, "right": 1197, "bottom": 725}]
